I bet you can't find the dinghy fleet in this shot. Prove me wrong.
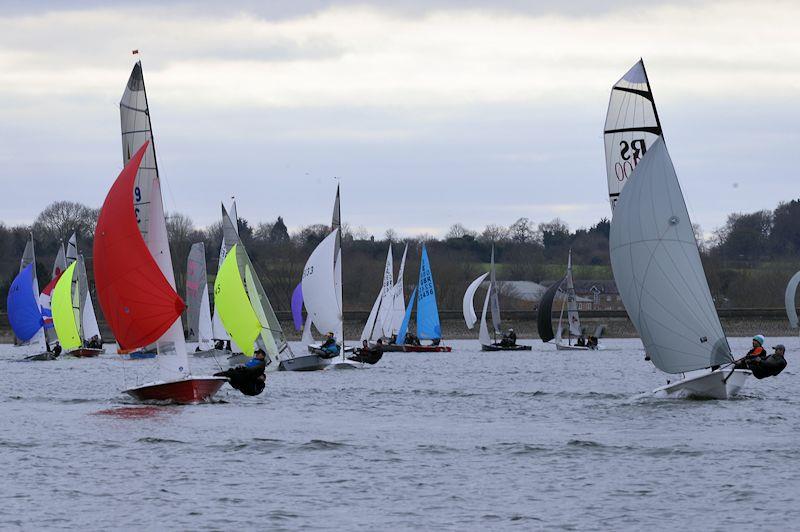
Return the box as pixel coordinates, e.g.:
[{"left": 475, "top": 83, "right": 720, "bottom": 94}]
[{"left": 4, "top": 58, "right": 792, "bottom": 402}]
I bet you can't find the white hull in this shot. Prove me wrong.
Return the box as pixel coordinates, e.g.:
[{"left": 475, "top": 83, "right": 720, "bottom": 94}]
[
  {"left": 326, "top": 358, "right": 360, "bottom": 370},
  {"left": 654, "top": 368, "right": 751, "bottom": 400},
  {"left": 555, "top": 342, "right": 600, "bottom": 351}
]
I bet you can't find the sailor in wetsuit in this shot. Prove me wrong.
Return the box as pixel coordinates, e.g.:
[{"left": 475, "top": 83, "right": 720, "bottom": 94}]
[
  {"left": 500, "top": 328, "right": 517, "bottom": 347},
  {"left": 320, "top": 332, "right": 340, "bottom": 357},
  {"left": 214, "top": 349, "right": 267, "bottom": 396}
]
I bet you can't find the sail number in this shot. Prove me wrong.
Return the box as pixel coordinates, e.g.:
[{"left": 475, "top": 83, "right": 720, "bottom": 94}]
[
  {"left": 615, "top": 139, "right": 648, "bottom": 182},
  {"left": 303, "top": 265, "right": 314, "bottom": 278},
  {"left": 134, "top": 186, "right": 142, "bottom": 223}
]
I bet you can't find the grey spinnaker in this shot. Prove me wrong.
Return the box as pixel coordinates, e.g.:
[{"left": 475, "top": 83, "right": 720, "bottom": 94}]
[
  {"left": 604, "top": 59, "right": 663, "bottom": 210},
  {"left": 610, "top": 138, "right": 731, "bottom": 374},
  {"left": 536, "top": 276, "right": 565, "bottom": 343},
  {"left": 786, "top": 271, "right": 800, "bottom": 328}
]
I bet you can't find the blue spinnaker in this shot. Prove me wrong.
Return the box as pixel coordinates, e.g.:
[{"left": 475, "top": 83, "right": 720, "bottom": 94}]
[
  {"left": 416, "top": 245, "right": 442, "bottom": 340},
  {"left": 7, "top": 264, "right": 43, "bottom": 342},
  {"left": 396, "top": 287, "right": 416, "bottom": 344}
]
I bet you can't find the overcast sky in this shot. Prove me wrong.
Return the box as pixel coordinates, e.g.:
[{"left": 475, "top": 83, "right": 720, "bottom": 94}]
[{"left": 1, "top": 1, "right": 798, "bottom": 238}]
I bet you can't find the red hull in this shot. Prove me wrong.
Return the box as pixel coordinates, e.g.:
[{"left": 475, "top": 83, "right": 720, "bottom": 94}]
[
  {"left": 401, "top": 345, "right": 452, "bottom": 353},
  {"left": 69, "top": 348, "right": 104, "bottom": 358},
  {"left": 125, "top": 377, "right": 226, "bottom": 404}
]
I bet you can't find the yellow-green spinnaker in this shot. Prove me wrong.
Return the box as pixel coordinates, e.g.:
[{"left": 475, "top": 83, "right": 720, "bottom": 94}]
[
  {"left": 52, "top": 262, "right": 81, "bottom": 351},
  {"left": 214, "top": 245, "right": 261, "bottom": 356}
]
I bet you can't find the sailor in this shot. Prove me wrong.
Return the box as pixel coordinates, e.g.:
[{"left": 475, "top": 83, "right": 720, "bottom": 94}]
[
  {"left": 320, "top": 332, "right": 339, "bottom": 355},
  {"left": 214, "top": 349, "right": 267, "bottom": 396},
  {"left": 576, "top": 336, "right": 586, "bottom": 347},
  {"left": 52, "top": 343, "right": 62, "bottom": 356},
  {"left": 87, "top": 335, "right": 103, "bottom": 349},
  {"left": 214, "top": 340, "right": 225, "bottom": 350},
  {"left": 745, "top": 334, "right": 768, "bottom": 361}
]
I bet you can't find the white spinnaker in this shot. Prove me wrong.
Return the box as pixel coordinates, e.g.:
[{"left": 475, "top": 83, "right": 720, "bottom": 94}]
[
  {"left": 302, "top": 230, "right": 342, "bottom": 340},
  {"left": 212, "top": 201, "right": 238, "bottom": 341},
  {"left": 334, "top": 247, "right": 344, "bottom": 342},
  {"left": 604, "top": 59, "right": 663, "bottom": 210},
  {"left": 389, "top": 244, "right": 408, "bottom": 334},
  {"left": 610, "top": 138, "right": 730, "bottom": 374},
  {"left": 785, "top": 271, "right": 800, "bottom": 329},
  {"left": 565, "top": 251, "right": 581, "bottom": 337},
  {"left": 377, "top": 246, "right": 395, "bottom": 337},
  {"left": 478, "top": 283, "right": 492, "bottom": 346},
  {"left": 121, "top": 61, "right": 188, "bottom": 380},
  {"left": 463, "top": 272, "right": 489, "bottom": 329}
]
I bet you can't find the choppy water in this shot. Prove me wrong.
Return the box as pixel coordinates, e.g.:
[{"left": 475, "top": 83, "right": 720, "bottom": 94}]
[{"left": 1, "top": 337, "right": 798, "bottom": 530}]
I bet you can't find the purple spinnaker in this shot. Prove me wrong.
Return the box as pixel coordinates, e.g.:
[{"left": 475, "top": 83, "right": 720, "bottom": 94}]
[{"left": 291, "top": 282, "right": 304, "bottom": 330}]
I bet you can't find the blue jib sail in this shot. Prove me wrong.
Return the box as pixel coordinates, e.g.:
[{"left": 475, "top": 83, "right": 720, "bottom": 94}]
[
  {"left": 416, "top": 245, "right": 442, "bottom": 340},
  {"left": 396, "top": 287, "right": 416, "bottom": 344},
  {"left": 7, "top": 264, "right": 43, "bottom": 342}
]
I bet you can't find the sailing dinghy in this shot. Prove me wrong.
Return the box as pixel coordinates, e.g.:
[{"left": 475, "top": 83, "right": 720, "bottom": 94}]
[
  {"left": 302, "top": 185, "right": 359, "bottom": 368},
  {"left": 8, "top": 234, "right": 53, "bottom": 360},
  {"left": 57, "top": 233, "right": 104, "bottom": 357},
  {"left": 464, "top": 246, "right": 531, "bottom": 351},
  {"left": 39, "top": 243, "right": 66, "bottom": 349},
  {"left": 186, "top": 242, "right": 225, "bottom": 358},
  {"left": 214, "top": 204, "right": 297, "bottom": 372},
  {"left": 536, "top": 251, "right": 600, "bottom": 351},
  {"left": 393, "top": 245, "right": 452, "bottom": 353},
  {"left": 51, "top": 256, "right": 103, "bottom": 358},
  {"left": 95, "top": 61, "right": 224, "bottom": 403}
]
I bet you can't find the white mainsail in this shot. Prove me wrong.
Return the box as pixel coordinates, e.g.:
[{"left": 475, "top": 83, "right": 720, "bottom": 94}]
[
  {"left": 186, "top": 242, "right": 214, "bottom": 349},
  {"left": 610, "top": 138, "right": 730, "bottom": 374},
  {"left": 121, "top": 61, "right": 188, "bottom": 381},
  {"left": 302, "top": 230, "right": 343, "bottom": 341},
  {"left": 360, "top": 245, "right": 395, "bottom": 342},
  {"left": 478, "top": 283, "right": 492, "bottom": 347},
  {"left": 462, "top": 272, "right": 489, "bottom": 329},
  {"left": 388, "top": 243, "right": 409, "bottom": 335},
  {"left": 565, "top": 250, "right": 581, "bottom": 337},
  {"left": 604, "top": 59, "right": 663, "bottom": 210}
]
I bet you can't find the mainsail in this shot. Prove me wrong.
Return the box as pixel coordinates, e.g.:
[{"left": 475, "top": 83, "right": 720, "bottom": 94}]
[
  {"left": 604, "top": 59, "right": 663, "bottom": 210},
  {"left": 610, "top": 138, "right": 730, "bottom": 373},
  {"left": 387, "top": 243, "right": 408, "bottom": 335},
  {"left": 489, "top": 246, "right": 501, "bottom": 334},
  {"left": 360, "top": 245, "right": 395, "bottom": 342},
  {"left": 119, "top": 62, "right": 189, "bottom": 380},
  {"left": 478, "top": 283, "right": 492, "bottom": 347},
  {"left": 186, "top": 242, "right": 214, "bottom": 349},
  {"left": 564, "top": 251, "right": 581, "bottom": 337},
  {"left": 416, "top": 245, "right": 442, "bottom": 340}
]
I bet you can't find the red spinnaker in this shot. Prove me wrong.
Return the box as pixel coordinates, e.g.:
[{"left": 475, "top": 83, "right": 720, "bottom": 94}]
[{"left": 93, "top": 141, "right": 185, "bottom": 350}]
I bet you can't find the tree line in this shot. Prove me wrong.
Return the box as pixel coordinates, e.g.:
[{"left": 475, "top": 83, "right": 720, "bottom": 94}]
[{"left": 1, "top": 200, "right": 799, "bottom": 318}]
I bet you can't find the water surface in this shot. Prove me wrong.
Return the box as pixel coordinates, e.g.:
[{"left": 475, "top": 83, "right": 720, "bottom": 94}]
[{"left": 1, "top": 338, "right": 797, "bottom": 530}]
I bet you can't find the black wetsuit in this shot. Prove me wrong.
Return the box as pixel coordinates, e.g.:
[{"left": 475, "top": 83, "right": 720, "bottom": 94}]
[{"left": 214, "top": 359, "right": 266, "bottom": 396}]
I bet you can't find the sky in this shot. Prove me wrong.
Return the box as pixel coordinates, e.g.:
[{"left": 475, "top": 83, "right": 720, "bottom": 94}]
[{"left": 1, "top": 0, "right": 798, "bottom": 239}]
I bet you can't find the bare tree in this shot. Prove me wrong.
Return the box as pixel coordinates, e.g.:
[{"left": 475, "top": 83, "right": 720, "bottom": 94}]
[{"left": 33, "top": 201, "right": 98, "bottom": 243}]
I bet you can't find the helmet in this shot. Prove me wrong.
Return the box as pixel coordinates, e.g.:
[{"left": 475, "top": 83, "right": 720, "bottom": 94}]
[{"left": 752, "top": 334, "right": 765, "bottom": 346}]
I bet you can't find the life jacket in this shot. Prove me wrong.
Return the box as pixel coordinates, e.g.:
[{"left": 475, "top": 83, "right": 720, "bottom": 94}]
[{"left": 747, "top": 346, "right": 766, "bottom": 358}]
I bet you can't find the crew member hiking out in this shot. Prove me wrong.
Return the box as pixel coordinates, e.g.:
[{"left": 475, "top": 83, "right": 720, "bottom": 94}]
[{"left": 214, "top": 348, "right": 267, "bottom": 396}]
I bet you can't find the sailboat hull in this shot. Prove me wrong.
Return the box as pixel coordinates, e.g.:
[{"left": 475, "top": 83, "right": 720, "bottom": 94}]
[
  {"left": 654, "top": 369, "right": 751, "bottom": 400},
  {"left": 398, "top": 345, "right": 452, "bottom": 353},
  {"left": 69, "top": 348, "right": 104, "bottom": 358},
  {"left": 481, "top": 344, "right": 532, "bottom": 352},
  {"left": 125, "top": 376, "right": 226, "bottom": 404},
  {"left": 279, "top": 353, "right": 331, "bottom": 372},
  {"left": 555, "top": 343, "right": 599, "bottom": 351}
]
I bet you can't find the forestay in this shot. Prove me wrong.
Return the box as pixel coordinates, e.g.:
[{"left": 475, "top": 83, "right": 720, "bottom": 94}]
[
  {"left": 610, "top": 138, "right": 730, "bottom": 373},
  {"left": 604, "top": 59, "right": 663, "bottom": 210}
]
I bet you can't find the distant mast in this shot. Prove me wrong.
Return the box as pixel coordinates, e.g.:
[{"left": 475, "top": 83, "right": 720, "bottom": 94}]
[{"left": 604, "top": 59, "right": 663, "bottom": 210}]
